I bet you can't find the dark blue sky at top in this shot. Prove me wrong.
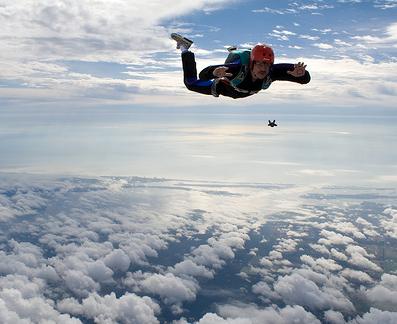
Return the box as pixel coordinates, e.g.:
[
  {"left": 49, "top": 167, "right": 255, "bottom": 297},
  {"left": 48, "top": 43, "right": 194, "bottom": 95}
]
[{"left": 167, "top": 0, "right": 397, "bottom": 60}]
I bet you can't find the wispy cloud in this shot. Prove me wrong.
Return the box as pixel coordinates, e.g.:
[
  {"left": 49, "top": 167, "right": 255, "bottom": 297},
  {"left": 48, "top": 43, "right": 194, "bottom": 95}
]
[
  {"left": 313, "top": 43, "right": 335, "bottom": 49},
  {"left": 252, "top": 7, "right": 291, "bottom": 15},
  {"left": 299, "top": 34, "right": 321, "bottom": 41},
  {"left": 351, "top": 21, "right": 397, "bottom": 46},
  {"left": 374, "top": 0, "right": 397, "bottom": 10},
  {"left": 269, "top": 29, "right": 297, "bottom": 41},
  {"left": 0, "top": 0, "right": 232, "bottom": 106},
  {"left": 252, "top": 2, "right": 334, "bottom": 15}
]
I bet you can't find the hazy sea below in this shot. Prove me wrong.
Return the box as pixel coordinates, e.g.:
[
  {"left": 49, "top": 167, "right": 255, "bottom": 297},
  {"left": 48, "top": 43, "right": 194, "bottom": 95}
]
[{"left": 0, "top": 105, "right": 395, "bottom": 186}]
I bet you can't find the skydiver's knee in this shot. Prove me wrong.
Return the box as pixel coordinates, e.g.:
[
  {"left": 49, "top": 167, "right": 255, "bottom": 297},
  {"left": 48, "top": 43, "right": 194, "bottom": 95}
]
[
  {"left": 184, "top": 82, "right": 196, "bottom": 92},
  {"left": 184, "top": 78, "right": 196, "bottom": 90}
]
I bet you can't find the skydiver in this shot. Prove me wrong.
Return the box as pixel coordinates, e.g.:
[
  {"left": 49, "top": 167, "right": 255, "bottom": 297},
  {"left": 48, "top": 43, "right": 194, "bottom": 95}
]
[
  {"left": 171, "top": 33, "right": 310, "bottom": 99},
  {"left": 268, "top": 120, "right": 277, "bottom": 127}
]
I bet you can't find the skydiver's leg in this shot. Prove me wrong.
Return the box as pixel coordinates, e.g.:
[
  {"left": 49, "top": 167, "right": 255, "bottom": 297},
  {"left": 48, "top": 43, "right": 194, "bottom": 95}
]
[
  {"left": 181, "top": 51, "right": 213, "bottom": 96},
  {"left": 181, "top": 52, "right": 250, "bottom": 98}
]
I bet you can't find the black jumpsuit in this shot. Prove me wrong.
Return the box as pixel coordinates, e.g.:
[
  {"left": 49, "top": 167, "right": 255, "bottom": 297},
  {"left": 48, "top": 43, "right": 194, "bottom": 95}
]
[{"left": 181, "top": 51, "right": 311, "bottom": 99}]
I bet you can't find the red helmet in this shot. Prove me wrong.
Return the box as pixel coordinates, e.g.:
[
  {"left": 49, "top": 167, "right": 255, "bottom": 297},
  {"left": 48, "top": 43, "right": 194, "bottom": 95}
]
[{"left": 251, "top": 44, "right": 274, "bottom": 64}]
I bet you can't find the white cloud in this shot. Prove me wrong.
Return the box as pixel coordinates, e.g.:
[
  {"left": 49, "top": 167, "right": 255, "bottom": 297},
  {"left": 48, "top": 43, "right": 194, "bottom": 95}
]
[
  {"left": 309, "top": 244, "right": 331, "bottom": 256},
  {"left": 0, "top": 188, "right": 48, "bottom": 222},
  {"left": 334, "top": 39, "right": 353, "bottom": 47},
  {"left": 122, "top": 231, "right": 250, "bottom": 307},
  {"left": 0, "top": 0, "right": 232, "bottom": 106},
  {"left": 301, "top": 5, "right": 334, "bottom": 11},
  {"left": 300, "top": 255, "right": 342, "bottom": 272},
  {"left": 299, "top": 34, "right": 320, "bottom": 41},
  {"left": 252, "top": 2, "right": 333, "bottom": 15},
  {"left": 364, "top": 274, "right": 397, "bottom": 311},
  {"left": 273, "top": 273, "right": 355, "bottom": 313},
  {"left": 345, "top": 245, "right": 371, "bottom": 258},
  {"left": 340, "top": 268, "right": 374, "bottom": 284},
  {"left": 318, "top": 230, "right": 355, "bottom": 246},
  {"left": 324, "top": 310, "right": 345, "bottom": 324},
  {"left": 0, "top": 0, "right": 230, "bottom": 59},
  {"left": 312, "top": 28, "right": 333, "bottom": 34},
  {"left": 374, "top": 0, "right": 397, "bottom": 10},
  {"left": 313, "top": 43, "right": 335, "bottom": 49},
  {"left": 337, "top": 0, "right": 362, "bottom": 3},
  {"left": 294, "top": 268, "right": 348, "bottom": 291},
  {"left": 331, "top": 249, "right": 348, "bottom": 262},
  {"left": 269, "top": 29, "right": 297, "bottom": 41},
  {"left": 356, "top": 217, "right": 373, "bottom": 227},
  {"left": 0, "top": 273, "right": 85, "bottom": 324},
  {"left": 252, "top": 7, "right": 290, "bottom": 15},
  {"left": 274, "top": 238, "right": 299, "bottom": 253},
  {"left": 189, "top": 232, "right": 249, "bottom": 269},
  {"left": 268, "top": 251, "right": 283, "bottom": 260},
  {"left": 196, "top": 303, "right": 320, "bottom": 324},
  {"left": 57, "top": 292, "right": 160, "bottom": 324},
  {"left": 349, "top": 307, "right": 397, "bottom": 323},
  {"left": 0, "top": 240, "right": 60, "bottom": 284},
  {"left": 381, "top": 207, "right": 397, "bottom": 239},
  {"left": 131, "top": 272, "right": 199, "bottom": 306},
  {"left": 103, "top": 249, "right": 131, "bottom": 272},
  {"left": 345, "top": 245, "right": 382, "bottom": 272},
  {"left": 259, "top": 258, "right": 273, "bottom": 268},
  {"left": 289, "top": 45, "right": 303, "bottom": 49},
  {"left": 287, "top": 230, "right": 308, "bottom": 238},
  {"left": 304, "top": 57, "right": 397, "bottom": 105},
  {"left": 252, "top": 281, "right": 281, "bottom": 300},
  {"left": 352, "top": 22, "right": 397, "bottom": 46},
  {"left": 327, "top": 222, "right": 366, "bottom": 239},
  {"left": 63, "top": 270, "right": 100, "bottom": 297},
  {"left": 171, "top": 260, "right": 214, "bottom": 279},
  {"left": 362, "top": 228, "right": 380, "bottom": 238}
]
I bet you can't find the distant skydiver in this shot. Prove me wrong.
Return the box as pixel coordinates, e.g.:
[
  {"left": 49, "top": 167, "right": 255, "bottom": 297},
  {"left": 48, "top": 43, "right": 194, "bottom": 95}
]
[
  {"left": 171, "top": 33, "right": 311, "bottom": 99},
  {"left": 268, "top": 120, "right": 277, "bottom": 127}
]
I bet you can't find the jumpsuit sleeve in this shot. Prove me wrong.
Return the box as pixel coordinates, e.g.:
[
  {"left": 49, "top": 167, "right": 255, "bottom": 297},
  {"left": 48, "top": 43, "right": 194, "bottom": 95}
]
[
  {"left": 270, "top": 63, "right": 311, "bottom": 84},
  {"left": 198, "top": 54, "right": 242, "bottom": 81}
]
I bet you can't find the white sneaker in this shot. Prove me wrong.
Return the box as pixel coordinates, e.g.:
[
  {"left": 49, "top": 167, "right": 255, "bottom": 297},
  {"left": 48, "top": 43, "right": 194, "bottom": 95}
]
[
  {"left": 170, "top": 33, "right": 193, "bottom": 50},
  {"left": 227, "top": 46, "right": 237, "bottom": 52}
]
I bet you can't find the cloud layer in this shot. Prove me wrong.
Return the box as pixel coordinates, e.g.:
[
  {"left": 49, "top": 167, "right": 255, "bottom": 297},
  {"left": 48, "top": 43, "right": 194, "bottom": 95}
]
[{"left": 1, "top": 174, "right": 397, "bottom": 322}]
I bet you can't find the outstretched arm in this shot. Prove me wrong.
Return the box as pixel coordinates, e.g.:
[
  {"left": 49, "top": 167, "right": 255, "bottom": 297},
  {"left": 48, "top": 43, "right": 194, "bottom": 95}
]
[
  {"left": 199, "top": 54, "right": 242, "bottom": 81},
  {"left": 270, "top": 62, "right": 311, "bottom": 84},
  {"left": 199, "top": 63, "right": 241, "bottom": 80}
]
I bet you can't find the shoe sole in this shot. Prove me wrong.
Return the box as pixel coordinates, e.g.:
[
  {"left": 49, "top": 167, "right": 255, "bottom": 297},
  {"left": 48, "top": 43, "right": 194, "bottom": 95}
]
[{"left": 170, "top": 33, "right": 193, "bottom": 48}]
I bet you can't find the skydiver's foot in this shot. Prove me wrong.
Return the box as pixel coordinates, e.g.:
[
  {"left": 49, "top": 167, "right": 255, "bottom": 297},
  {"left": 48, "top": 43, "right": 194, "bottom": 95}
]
[
  {"left": 227, "top": 46, "right": 237, "bottom": 52},
  {"left": 171, "top": 33, "right": 193, "bottom": 51}
]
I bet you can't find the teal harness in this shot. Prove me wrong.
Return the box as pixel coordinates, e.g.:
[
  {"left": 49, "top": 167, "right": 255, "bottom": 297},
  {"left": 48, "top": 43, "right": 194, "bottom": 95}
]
[{"left": 225, "top": 50, "right": 272, "bottom": 93}]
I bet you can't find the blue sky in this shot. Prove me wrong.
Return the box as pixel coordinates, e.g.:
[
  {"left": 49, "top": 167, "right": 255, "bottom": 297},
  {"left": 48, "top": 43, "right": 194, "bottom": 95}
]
[{"left": 0, "top": 0, "right": 396, "bottom": 109}]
